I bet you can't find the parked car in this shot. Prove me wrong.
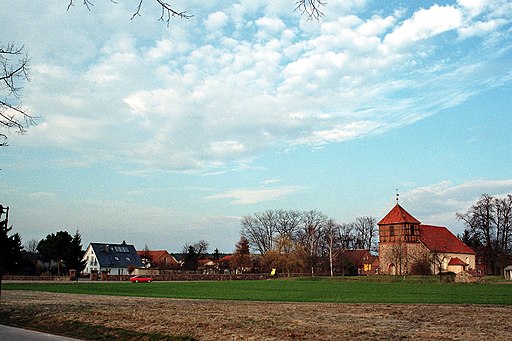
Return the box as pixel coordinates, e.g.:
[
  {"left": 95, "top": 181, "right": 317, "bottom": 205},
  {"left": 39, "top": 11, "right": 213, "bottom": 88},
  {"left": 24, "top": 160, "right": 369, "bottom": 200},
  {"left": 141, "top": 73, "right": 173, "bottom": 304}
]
[{"left": 130, "top": 275, "right": 153, "bottom": 283}]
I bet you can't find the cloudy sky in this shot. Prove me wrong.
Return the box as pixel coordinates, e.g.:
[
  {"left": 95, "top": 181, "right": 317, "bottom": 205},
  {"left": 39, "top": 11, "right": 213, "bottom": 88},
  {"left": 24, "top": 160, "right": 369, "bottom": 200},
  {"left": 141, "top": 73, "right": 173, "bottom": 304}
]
[{"left": 1, "top": 0, "right": 511, "bottom": 253}]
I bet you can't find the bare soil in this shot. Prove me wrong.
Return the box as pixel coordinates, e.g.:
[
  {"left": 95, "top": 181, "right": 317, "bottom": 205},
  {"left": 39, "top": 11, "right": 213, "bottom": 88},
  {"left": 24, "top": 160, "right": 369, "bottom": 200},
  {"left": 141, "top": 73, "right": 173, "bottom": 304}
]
[{"left": 1, "top": 290, "right": 511, "bottom": 340}]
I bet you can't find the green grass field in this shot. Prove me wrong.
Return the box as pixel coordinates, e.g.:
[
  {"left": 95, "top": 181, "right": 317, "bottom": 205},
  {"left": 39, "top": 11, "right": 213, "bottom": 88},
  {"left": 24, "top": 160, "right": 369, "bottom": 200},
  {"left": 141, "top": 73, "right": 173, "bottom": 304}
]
[{"left": 3, "top": 276, "right": 512, "bottom": 305}]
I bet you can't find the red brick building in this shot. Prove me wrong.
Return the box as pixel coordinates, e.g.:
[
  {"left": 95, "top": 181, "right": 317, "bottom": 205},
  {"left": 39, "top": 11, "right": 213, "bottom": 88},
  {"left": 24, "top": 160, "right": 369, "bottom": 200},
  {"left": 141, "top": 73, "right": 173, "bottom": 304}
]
[{"left": 378, "top": 204, "right": 476, "bottom": 275}]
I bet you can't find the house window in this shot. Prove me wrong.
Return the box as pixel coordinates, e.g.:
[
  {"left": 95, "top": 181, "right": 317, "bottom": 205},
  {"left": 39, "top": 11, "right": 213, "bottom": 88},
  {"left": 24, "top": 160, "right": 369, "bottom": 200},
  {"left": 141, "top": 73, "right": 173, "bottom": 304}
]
[
  {"left": 126, "top": 257, "right": 131, "bottom": 261},
  {"left": 389, "top": 226, "right": 395, "bottom": 236},
  {"left": 114, "top": 256, "right": 120, "bottom": 261}
]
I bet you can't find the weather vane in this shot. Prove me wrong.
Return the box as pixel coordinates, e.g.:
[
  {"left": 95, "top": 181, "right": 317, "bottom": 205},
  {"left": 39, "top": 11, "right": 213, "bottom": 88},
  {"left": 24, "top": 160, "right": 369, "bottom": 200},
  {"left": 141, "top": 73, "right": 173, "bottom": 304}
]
[{"left": 396, "top": 189, "right": 399, "bottom": 204}]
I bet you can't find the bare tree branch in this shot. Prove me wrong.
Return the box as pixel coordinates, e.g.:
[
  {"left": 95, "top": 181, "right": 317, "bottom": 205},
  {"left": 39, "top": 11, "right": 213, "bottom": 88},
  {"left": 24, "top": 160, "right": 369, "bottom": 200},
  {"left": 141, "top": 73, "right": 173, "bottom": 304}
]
[
  {"left": 0, "top": 43, "right": 38, "bottom": 147},
  {"left": 68, "top": 1, "right": 325, "bottom": 26},
  {"left": 295, "top": 0, "right": 327, "bottom": 21}
]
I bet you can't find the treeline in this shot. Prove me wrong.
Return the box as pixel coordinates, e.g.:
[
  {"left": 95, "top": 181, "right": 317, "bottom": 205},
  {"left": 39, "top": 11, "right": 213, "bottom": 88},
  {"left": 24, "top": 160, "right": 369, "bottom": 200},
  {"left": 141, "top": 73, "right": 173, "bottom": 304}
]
[
  {"left": 457, "top": 194, "right": 512, "bottom": 275},
  {"left": 241, "top": 209, "right": 378, "bottom": 276},
  {"left": 1, "top": 229, "right": 85, "bottom": 277}
]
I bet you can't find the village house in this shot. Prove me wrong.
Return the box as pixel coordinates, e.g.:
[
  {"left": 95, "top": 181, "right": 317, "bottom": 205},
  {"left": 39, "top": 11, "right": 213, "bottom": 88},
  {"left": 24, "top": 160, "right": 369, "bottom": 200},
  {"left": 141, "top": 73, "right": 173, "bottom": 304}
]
[
  {"left": 82, "top": 241, "right": 143, "bottom": 276},
  {"left": 137, "top": 249, "right": 178, "bottom": 269},
  {"left": 378, "top": 204, "right": 476, "bottom": 275},
  {"left": 338, "top": 249, "right": 379, "bottom": 275}
]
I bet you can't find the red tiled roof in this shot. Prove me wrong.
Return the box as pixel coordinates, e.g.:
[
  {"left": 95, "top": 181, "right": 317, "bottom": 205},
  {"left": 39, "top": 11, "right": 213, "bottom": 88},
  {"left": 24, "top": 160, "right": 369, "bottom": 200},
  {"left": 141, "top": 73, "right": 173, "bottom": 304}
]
[
  {"left": 218, "top": 255, "right": 233, "bottom": 263},
  {"left": 378, "top": 204, "right": 421, "bottom": 225},
  {"left": 419, "top": 225, "right": 476, "bottom": 255},
  {"left": 137, "top": 250, "right": 177, "bottom": 265},
  {"left": 448, "top": 257, "right": 468, "bottom": 266}
]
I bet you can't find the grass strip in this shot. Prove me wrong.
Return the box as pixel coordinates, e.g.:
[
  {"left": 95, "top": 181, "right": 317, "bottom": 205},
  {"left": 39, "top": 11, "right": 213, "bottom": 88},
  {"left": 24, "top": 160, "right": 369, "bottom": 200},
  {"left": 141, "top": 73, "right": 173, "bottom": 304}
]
[{"left": 3, "top": 276, "right": 512, "bottom": 305}]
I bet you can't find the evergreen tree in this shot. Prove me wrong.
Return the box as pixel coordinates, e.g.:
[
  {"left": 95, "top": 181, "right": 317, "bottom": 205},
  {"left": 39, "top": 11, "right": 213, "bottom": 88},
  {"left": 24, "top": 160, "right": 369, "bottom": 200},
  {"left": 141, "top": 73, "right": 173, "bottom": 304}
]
[
  {"left": 232, "top": 237, "right": 252, "bottom": 273},
  {"left": 37, "top": 230, "right": 85, "bottom": 276},
  {"left": 64, "top": 231, "right": 86, "bottom": 279},
  {"left": 183, "top": 245, "right": 198, "bottom": 271}
]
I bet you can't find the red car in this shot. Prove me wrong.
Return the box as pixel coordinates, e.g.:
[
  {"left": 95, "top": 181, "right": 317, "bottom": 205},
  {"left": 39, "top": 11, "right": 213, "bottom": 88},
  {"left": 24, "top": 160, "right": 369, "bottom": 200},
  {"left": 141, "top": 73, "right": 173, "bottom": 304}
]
[{"left": 130, "top": 275, "right": 153, "bottom": 283}]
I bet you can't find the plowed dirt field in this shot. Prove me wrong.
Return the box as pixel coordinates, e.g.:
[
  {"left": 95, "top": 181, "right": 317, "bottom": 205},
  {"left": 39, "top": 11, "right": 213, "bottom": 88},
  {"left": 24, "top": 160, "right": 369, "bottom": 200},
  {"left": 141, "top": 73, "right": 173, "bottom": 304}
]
[{"left": 1, "top": 290, "right": 511, "bottom": 340}]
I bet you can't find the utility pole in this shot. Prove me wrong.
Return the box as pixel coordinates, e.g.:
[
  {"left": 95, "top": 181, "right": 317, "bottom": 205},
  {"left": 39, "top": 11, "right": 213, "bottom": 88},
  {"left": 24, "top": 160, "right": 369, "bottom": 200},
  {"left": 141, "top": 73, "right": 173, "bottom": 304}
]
[{"left": 0, "top": 204, "right": 10, "bottom": 298}]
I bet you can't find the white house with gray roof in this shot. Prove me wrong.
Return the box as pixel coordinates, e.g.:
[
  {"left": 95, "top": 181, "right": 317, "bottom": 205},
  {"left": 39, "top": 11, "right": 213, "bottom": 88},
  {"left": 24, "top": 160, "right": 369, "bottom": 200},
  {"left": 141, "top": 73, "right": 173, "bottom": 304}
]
[{"left": 82, "top": 241, "right": 143, "bottom": 276}]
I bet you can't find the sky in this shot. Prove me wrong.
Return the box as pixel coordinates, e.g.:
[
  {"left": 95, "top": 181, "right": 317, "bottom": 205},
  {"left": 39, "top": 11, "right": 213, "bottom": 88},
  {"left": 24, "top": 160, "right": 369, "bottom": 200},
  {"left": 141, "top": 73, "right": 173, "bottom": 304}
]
[{"left": 1, "top": 0, "right": 511, "bottom": 253}]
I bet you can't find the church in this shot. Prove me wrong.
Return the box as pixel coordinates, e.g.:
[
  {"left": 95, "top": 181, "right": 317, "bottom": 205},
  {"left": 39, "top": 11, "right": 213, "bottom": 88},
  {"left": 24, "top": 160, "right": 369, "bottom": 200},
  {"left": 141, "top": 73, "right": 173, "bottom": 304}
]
[{"left": 378, "top": 204, "right": 476, "bottom": 275}]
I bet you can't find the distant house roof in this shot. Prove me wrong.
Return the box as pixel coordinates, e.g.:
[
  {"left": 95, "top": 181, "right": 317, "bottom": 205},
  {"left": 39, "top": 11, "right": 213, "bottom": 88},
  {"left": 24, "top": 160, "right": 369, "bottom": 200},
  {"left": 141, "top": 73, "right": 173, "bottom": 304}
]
[
  {"left": 419, "top": 225, "right": 476, "bottom": 255},
  {"left": 339, "top": 249, "right": 377, "bottom": 268},
  {"left": 218, "top": 255, "right": 233, "bottom": 263},
  {"left": 378, "top": 204, "right": 421, "bottom": 225},
  {"left": 448, "top": 257, "right": 469, "bottom": 266},
  {"left": 198, "top": 259, "right": 216, "bottom": 267},
  {"left": 137, "top": 250, "right": 178, "bottom": 266},
  {"left": 89, "top": 242, "right": 143, "bottom": 268}
]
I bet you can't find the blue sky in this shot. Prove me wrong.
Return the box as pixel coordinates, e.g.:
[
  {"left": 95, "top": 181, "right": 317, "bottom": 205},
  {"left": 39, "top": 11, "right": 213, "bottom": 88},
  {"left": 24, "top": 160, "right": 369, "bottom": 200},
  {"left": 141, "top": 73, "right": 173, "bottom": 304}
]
[{"left": 1, "top": 0, "right": 511, "bottom": 253}]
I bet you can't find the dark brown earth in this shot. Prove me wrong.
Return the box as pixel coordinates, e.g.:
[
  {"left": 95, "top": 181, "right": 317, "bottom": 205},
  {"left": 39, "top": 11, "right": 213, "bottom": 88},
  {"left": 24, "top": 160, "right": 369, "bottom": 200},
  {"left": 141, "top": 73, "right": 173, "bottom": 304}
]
[{"left": 1, "top": 290, "right": 511, "bottom": 340}]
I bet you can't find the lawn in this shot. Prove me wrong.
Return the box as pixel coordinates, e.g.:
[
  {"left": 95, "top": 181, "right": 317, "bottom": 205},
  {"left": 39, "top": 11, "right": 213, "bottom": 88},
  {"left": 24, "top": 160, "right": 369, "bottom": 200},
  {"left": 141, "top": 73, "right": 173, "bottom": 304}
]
[{"left": 3, "top": 276, "right": 512, "bottom": 305}]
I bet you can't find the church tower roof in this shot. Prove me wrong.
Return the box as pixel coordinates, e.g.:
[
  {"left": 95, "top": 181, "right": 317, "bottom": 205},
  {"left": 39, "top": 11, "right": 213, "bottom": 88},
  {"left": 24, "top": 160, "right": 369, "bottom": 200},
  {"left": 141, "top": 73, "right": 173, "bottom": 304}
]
[{"left": 378, "top": 204, "right": 421, "bottom": 225}]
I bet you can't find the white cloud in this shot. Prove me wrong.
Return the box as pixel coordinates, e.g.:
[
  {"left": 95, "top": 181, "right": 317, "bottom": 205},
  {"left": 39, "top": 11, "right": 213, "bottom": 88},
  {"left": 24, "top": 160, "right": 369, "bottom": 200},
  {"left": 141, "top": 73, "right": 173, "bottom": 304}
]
[
  {"left": 3, "top": 0, "right": 511, "bottom": 174},
  {"left": 208, "top": 140, "right": 246, "bottom": 158},
  {"left": 206, "top": 186, "right": 303, "bottom": 205},
  {"left": 399, "top": 179, "right": 512, "bottom": 232},
  {"left": 358, "top": 15, "right": 396, "bottom": 36},
  {"left": 205, "top": 11, "right": 229, "bottom": 31},
  {"left": 293, "top": 121, "right": 382, "bottom": 145},
  {"left": 457, "top": 0, "right": 491, "bottom": 17},
  {"left": 458, "top": 19, "right": 505, "bottom": 38},
  {"left": 384, "top": 5, "right": 463, "bottom": 48}
]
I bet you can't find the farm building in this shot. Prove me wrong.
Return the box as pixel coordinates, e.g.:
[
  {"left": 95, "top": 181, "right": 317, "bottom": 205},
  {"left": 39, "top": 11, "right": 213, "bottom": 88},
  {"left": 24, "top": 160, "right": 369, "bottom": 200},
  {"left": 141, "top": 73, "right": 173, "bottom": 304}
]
[
  {"left": 378, "top": 204, "right": 476, "bottom": 275},
  {"left": 82, "top": 241, "right": 143, "bottom": 276}
]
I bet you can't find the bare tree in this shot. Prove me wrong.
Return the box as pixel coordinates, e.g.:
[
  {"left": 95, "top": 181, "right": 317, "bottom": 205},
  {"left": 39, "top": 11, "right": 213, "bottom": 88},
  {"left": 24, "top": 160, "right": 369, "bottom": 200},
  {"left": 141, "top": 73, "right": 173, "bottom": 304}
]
[
  {"left": 241, "top": 209, "right": 334, "bottom": 275},
  {"left": 1, "top": 42, "right": 37, "bottom": 146},
  {"left": 241, "top": 211, "right": 277, "bottom": 254},
  {"left": 24, "top": 239, "right": 38, "bottom": 254},
  {"left": 295, "top": 0, "right": 326, "bottom": 20},
  {"left": 297, "top": 210, "right": 327, "bottom": 276},
  {"left": 323, "top": 219, "right": 339, "bottom": 277},
  {"left": 353, "top": 216, "right": 378, "bottom": 252},
  {"left": 389, "top": 240, "right": 407, "bottom": 275},
  {"left": 495, "top": 194, "right": 512, "bottom": 272},
  {"left": 181, "top": 240, "right": 209, "bottom": 257},
  {"left": 457, "top": 193, "right": 512, "bottom": 274},
  {"left": 262, "top": 234, "right": 304, "bottom": 275},
  {"left": 275, "top": 209, "right": 302, "bottom": 246},
  {"left": 338, "top": 222, "right": 354, "bottom": 250},
  {"left": 68, "top": 1, "right": 327, "bottom": 25}
]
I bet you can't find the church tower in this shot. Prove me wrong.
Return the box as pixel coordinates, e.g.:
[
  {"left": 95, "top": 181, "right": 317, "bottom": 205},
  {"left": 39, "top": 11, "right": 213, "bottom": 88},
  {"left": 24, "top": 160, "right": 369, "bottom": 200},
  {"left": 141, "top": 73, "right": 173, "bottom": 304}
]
[{"left": 378, "top": 204, "right": 421, "bottom": 274}]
